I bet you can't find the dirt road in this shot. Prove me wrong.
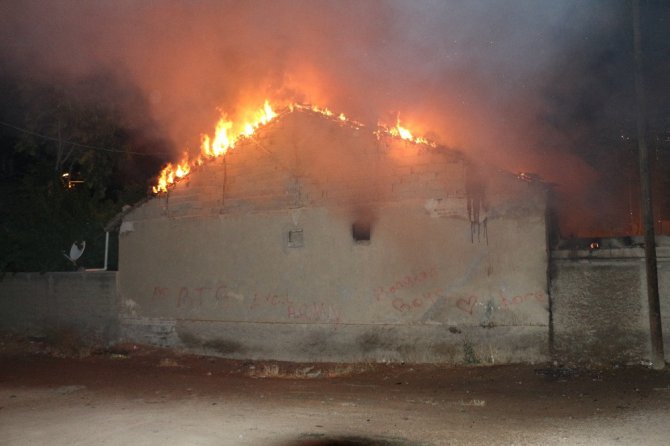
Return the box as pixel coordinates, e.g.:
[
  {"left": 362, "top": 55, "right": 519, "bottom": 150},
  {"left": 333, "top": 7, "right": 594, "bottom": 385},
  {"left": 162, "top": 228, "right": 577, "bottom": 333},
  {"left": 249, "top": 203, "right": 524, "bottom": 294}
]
[{"left": 1, "top": 344, "right": 669, "bottom": 445}]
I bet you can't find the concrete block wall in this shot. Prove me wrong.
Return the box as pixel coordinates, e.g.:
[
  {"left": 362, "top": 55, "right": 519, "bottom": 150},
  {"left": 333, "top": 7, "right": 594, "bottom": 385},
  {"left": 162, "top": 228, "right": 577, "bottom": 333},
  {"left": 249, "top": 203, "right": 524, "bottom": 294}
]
[
  {"left": 118, "top": 199, "right": 550, "bottom": 364},
  {"left": 117, "top": 110, "right": 551, "bottom": 364},
  {"left": 550, "top": 246, "right": 670, "bottom": 364},
  {"left": 0, "top": 272, "right": 119, "bottom": 344},
  {"left": 145, "top": 111, "right": 474, "bottom": 221}
]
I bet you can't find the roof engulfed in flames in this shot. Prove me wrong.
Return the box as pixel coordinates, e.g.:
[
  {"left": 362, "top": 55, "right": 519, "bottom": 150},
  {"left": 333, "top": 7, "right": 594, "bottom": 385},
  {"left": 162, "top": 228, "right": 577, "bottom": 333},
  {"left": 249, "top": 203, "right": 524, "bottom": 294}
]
[{"left": 152, "top": 101, "right": 438, "bottom": 194}]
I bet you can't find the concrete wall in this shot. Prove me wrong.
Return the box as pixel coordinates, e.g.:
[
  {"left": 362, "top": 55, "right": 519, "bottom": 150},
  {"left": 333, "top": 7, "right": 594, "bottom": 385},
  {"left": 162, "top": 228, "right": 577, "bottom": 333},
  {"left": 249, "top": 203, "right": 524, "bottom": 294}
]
[
  {"left": 117, "top": 111, "right": 550, "bottom": 364},
  {"left": 551, "top": 245, "right": 670, "bottom": 364},
  {"left": 0, "top": 272, "right": 118, "bottom": 344}
]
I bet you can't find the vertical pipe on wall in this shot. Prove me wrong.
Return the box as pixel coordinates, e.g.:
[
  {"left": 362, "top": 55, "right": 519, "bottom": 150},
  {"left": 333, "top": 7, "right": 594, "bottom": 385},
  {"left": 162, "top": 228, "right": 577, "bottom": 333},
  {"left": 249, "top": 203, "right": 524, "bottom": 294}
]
[{"left": 103, "top": 231, "right": 110, "bottom": 271}]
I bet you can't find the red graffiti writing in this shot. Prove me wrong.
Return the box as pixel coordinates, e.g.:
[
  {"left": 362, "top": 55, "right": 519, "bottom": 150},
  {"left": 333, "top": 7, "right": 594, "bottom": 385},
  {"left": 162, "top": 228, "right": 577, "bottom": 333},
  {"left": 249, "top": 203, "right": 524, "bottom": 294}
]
[
  {"left": 250, "top": 292, "right": 342, "bottom": 324},
  {"left": 214, "top": 285, "right": 229, "bottom": 307},
  {"left": 148, "top": 285, "right": 342, "bottom": 324},
  {"left": 150, "top": 284, "right": 228, "bottom": 308},
  {"left": 373, "top": 267, "right": 438, "bottom": 302},
  {"left": 151, "top": 286, "right": 169, "bottom": 300},
  {"left": 456, "top": 295, "right": 478, "bottom": 315},
  {"left": 391, "top": 289, "right": 442, "bottom": 313},
  {"left": 249, "top": 292, "right": 292, "bottom": 310},
  {"left": 177, "top": 286, "right": 207, "bottom": 308},
  {"left": 451, "top": 290, "right": 547, "bottom": 316},
  {"left": 287, "top": 302, "right": 341, "bottom": 324},
  {"left": 499, "top": 291, "right": 547, "bottom": 309}
]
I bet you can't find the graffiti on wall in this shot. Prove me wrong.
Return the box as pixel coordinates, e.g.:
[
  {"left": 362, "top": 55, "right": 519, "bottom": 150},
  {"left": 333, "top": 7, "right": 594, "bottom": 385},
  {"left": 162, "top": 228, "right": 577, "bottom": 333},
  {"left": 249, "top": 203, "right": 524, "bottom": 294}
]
[
  {"left": 149, "top": 285, "right": 341, "bottom": 324},
  {"left": 146, "top": 262, "right": 547, "bottom": 325},
  {"left": 370, "top": 266, "right": 547, "bottom": 319},
  {"left": 373, "top": 267, "right": 445, "bottom": 313},
  {"left": 152, "top": 285, "right": 231, "bottom": 308},
  {"left": 451, "top": 291, "right": 548, "bottom": 316},
  {"left": 372, "top": 267, "right": 438, "bottom": 302}
]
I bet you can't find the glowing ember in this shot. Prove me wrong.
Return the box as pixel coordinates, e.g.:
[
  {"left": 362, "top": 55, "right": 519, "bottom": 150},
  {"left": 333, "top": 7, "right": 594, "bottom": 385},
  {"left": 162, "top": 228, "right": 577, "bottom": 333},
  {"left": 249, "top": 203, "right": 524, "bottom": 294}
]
[
  {"left": 291, "top": 103, "right": 334, "bottom": 117},
  {"left": 291, "top": 103, "right": 364, "bottom": 128},
  {"left": 516, "top": 172, "right": 541, "bottom": 183}
]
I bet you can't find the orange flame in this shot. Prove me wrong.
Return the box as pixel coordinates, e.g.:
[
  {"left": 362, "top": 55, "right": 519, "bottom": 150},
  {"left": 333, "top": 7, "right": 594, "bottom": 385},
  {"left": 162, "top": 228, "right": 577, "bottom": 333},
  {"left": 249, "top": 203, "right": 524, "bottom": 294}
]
[
  {"left": 289, "top": 103, "right": 364, "bottom": 129},
  {"left": 152, "top": 101, "right": 438, "bottom": 194},
  {"left": 152, "top": 157, "right": 191, "bottom": 194},
  {"left": 390, "top": 122, "right": 413, "bottom": 140},
  {"left": 378, "top": 116, "right": 438, "bottom": 148},
  {"left": 152, "top": 100, "right": 278, "bottom": 193}
]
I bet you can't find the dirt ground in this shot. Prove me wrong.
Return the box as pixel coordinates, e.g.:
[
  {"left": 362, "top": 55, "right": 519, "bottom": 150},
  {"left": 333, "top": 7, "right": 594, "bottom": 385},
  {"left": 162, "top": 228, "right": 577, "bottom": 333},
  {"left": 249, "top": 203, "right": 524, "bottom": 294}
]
[{"left": 1, "top": 338, "right": 669, "bottom": 446}]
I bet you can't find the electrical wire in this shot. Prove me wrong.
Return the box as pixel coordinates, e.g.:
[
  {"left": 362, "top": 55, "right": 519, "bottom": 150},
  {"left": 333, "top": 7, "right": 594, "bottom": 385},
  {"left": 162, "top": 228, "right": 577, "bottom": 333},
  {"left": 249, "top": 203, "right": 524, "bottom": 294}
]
[{"left": 0, "top": 120, "right": 168, "bottom": 158}]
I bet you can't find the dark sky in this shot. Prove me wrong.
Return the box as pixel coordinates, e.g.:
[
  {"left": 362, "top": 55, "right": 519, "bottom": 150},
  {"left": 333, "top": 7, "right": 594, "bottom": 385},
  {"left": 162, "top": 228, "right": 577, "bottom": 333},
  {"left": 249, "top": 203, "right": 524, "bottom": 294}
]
[{"left": 0, "top": 0, "right": 668, "bottom": 236}]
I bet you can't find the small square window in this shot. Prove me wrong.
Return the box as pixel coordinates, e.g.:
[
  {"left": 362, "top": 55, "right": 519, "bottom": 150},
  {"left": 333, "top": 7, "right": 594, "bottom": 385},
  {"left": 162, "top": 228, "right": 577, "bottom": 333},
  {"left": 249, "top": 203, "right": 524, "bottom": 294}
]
[
  {"left": 288, "top": 229, "right": 304, "bottom": 248},
  {"left": 352, "top": 221, "right": 371, "bottom": 243}
]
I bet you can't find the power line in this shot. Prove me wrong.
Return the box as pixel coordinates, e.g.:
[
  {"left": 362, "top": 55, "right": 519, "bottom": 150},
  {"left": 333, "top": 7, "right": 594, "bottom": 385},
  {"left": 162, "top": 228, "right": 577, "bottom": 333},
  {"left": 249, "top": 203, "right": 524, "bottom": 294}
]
[{"left": 0, "top": 120, "right": 169, "bottom": 158}]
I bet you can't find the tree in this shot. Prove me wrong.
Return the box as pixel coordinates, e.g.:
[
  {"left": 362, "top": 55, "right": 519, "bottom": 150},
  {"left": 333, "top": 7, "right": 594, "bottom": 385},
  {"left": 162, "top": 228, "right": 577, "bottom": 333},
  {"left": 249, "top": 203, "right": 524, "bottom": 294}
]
[{"left": 0, "top": 76, "right": 165, "bottom": 272}]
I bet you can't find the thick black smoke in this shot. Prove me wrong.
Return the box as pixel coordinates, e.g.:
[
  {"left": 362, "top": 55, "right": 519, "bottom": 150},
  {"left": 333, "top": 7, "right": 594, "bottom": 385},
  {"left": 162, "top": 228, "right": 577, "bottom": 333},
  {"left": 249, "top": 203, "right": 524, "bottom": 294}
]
[{"left": 1, "top": 0, "right": 667, "bottom": 236}]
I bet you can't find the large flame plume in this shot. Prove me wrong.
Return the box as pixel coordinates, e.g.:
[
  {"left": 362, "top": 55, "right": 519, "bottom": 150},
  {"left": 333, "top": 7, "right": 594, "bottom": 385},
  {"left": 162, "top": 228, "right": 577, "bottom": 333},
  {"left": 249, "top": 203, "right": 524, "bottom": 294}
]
[
  {"left": 153, "top": 100, "right": 278, "bottom": 193},
  {"left": 152, "top": 101, "right": 438, "bottom": 194}
]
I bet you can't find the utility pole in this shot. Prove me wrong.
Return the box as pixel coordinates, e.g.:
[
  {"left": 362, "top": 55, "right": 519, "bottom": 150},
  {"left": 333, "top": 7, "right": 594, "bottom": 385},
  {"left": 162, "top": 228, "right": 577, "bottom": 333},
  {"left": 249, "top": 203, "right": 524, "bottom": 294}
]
[{"left": 633, "top": 0, "right": 665, "bottom": 369}]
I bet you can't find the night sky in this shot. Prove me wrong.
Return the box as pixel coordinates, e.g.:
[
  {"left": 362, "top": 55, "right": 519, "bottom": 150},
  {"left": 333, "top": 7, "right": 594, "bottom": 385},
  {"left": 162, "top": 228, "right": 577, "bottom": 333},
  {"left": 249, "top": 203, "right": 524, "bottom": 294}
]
[{"left": 0, "top": 0, "right": 669, "bottom": 238}]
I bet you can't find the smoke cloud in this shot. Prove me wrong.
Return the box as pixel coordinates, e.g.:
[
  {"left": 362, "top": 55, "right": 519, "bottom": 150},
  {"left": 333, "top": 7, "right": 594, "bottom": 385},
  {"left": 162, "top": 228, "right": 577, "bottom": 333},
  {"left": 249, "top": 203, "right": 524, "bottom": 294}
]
[{"left": 0, "top": 0, "right": 650, "bottom": 236}]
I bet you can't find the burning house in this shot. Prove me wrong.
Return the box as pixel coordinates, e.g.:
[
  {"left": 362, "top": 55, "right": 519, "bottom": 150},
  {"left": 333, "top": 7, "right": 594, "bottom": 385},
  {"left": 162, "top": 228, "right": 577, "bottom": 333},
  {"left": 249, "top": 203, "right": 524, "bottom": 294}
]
[{"left": 116, "top": 104, "right": 550, "bottom": 363}]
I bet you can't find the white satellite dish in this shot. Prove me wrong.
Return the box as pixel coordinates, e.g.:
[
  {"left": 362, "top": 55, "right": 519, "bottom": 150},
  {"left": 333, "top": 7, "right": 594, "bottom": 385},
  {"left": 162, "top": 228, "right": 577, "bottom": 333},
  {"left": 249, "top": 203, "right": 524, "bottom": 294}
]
[{"left": 63, "top": 241, "right": 86, "bottom": 266}]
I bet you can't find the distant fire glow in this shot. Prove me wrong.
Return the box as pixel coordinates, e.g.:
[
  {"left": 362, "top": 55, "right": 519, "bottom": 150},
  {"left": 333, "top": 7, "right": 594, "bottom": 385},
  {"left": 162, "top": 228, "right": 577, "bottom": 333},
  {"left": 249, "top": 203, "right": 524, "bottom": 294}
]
[{"left": 152, "top": 101, "right": 440, "bottom": 194}]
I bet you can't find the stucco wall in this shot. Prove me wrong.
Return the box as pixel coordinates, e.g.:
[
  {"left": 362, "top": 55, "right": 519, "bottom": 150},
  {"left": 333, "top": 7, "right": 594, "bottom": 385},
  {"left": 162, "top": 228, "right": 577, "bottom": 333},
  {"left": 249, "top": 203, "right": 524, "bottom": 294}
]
[
  {"left": 0, "top": 271, "right": 118, "bottom": 343},
  {"left": 550, "top": 246, "right": 670, "bottom": 364},
  {"left": 117, "top": 111, "right": 550, "bottom": 363}
]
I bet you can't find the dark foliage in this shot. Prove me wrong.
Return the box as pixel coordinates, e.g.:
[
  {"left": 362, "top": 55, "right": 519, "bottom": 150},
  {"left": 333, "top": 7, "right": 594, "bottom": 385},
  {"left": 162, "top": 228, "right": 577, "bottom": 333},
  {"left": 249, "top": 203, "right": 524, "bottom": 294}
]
[{"left": 0, "top": 76, "right": 166, "bottom": 272}]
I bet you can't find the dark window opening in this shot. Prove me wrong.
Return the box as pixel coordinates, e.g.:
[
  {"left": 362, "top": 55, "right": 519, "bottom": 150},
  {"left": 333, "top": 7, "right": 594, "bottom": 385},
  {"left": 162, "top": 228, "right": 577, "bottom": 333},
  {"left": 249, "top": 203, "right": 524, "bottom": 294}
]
[
  {"left": 288, "top": 229, "right": 304, "bottom": 248},
  {"left": 352, "top": 221, "right": 371, "bottom": 243}
]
